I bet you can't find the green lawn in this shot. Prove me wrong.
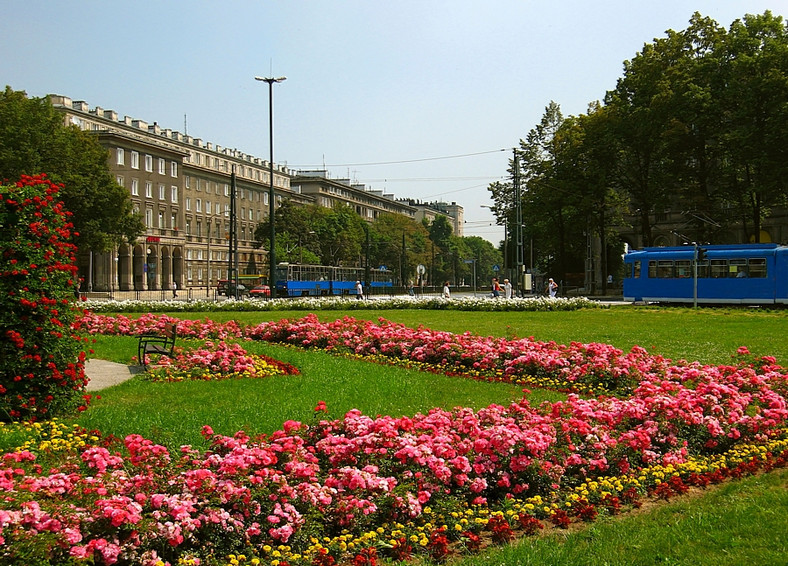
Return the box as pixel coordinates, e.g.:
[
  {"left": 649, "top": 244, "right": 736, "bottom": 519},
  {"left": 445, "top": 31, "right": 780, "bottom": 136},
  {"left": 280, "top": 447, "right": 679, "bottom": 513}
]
[{"left": 75, "top": 305, "right": 788, "bottom": 565}]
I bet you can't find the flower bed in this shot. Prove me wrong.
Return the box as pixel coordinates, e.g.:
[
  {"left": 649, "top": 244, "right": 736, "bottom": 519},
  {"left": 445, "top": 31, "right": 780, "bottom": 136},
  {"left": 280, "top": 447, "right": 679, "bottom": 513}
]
[
  {"left": 1, "top": 313, "right": 787, "bottom": 565},
  {"left": 83, "top": 295, "right": 602, "bottom": 314},
  {"left": 145, "top": 340, "right": 300, "bottom": 383}
]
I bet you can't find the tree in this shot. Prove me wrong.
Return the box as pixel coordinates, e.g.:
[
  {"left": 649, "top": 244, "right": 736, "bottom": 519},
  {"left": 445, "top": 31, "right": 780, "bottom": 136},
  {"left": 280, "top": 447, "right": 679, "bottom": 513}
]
[
  {"left": 718, "top": 11, "right": 788, "bottom": 242},
  {"left": 254, "top": 199, "right": 321, "bottom": 264},
  {"left": 371, "top": 213, "right": 430, "bottom": 285},
  {"left": 0, "top": 87, "right": 144, "bottom": 251}
]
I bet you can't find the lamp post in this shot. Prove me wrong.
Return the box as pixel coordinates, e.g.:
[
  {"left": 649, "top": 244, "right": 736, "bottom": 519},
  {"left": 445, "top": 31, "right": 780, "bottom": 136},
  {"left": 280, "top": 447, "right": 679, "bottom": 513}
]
[{"left": 255, "top": 75, "right": 286, "bottom": 299}]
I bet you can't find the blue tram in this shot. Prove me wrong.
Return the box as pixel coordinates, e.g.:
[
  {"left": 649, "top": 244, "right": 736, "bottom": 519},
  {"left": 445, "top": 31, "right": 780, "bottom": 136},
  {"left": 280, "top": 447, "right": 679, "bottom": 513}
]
[
  {"left": 274, "top": 263, "right": 393, "bottom": 297},
  {"left": 623, "top": 244, "right": 788, "bottom": 305}
]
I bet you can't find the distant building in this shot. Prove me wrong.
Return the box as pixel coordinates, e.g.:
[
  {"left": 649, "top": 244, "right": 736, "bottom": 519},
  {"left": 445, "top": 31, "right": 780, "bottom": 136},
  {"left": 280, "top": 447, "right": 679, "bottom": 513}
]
[
  {"left": 400, "top": 199, "right": 464, "bottom": 236},
  {"left": 291, "top": 170, "right": 417, "bottom": 220}
]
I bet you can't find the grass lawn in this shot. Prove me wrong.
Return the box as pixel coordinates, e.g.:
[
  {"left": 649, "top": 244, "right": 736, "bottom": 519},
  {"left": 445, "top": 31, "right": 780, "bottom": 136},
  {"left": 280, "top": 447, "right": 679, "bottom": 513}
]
[{"left": 73, "top": 305, "right": 788, "bottom": 565}]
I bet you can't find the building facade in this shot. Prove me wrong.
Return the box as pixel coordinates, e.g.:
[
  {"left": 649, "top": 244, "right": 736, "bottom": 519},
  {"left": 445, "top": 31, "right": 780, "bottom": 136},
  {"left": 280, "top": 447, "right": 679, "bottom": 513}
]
[
  {"left": 50, "top": 95, "right": 303, "bottom": 292},
  {"left": 290, "top": 170, "right": 418, "bottom": 221}
]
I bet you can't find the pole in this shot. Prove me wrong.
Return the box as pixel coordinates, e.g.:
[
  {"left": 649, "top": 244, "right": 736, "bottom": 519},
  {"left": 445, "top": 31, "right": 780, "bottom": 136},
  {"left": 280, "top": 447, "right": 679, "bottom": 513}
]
[
  {"left": 229, "top": 167, "right": 237, "bottom": 298},
  {"left": 255, "top": 75, "right": 286, "bottom": 299},
  {"left": 513, "top": 148, "right": 523, "bottom": 296},
  {"left": 693, "top": 243, "right": 698, "bottom": 309}
]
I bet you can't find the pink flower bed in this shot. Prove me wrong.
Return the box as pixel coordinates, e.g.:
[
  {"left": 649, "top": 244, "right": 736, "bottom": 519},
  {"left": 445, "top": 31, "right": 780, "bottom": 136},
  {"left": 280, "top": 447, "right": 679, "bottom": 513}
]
[{"left": 2, "top": 313, "right": 786, "bottom": 565}]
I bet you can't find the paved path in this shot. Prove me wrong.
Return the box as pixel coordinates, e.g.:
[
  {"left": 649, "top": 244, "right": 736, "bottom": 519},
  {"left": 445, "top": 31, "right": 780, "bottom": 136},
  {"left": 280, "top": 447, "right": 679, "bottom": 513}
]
[{"left": 84, "top": 359, "right": 142, "bottom": 391}]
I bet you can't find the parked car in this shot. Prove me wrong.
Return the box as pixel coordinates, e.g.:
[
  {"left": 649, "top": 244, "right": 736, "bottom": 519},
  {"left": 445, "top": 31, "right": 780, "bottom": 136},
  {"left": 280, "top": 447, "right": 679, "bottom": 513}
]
[{"left": 249, "top": 285, "right": 271, "bottom": 298}]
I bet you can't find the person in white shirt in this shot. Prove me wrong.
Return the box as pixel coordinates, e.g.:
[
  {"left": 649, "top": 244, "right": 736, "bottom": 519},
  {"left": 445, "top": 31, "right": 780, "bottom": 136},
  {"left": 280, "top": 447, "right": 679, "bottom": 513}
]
[
  {"left": 503, "top": 278, "right": 512, "bottom": 299},
  {"left": 355, "top": 280, "right": 364, "bottom": 300},
  {"left": 442, "top": 281, "right": 451, "bottom": 299}
]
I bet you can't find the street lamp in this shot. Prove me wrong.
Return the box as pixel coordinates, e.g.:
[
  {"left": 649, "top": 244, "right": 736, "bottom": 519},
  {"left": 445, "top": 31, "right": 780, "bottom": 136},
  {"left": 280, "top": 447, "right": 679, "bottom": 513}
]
[{"left": 255, "top": 75, "right": 286, "bottom": 299}]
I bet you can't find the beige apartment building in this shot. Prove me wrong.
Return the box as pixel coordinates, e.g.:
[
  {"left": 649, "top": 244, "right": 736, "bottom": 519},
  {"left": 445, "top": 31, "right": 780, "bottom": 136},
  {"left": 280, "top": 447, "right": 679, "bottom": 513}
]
[
  {"left": 49, "top": 95, "right": 447, "bottom": 293},
  {"left": 51, "top": 95, "right": 299, "bottom": 293}
]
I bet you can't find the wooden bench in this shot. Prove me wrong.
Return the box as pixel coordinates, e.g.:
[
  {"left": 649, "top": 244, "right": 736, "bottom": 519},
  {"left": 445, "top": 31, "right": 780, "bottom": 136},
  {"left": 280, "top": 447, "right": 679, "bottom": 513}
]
[{"left": 137, "top": 322, "right": 177, "bottom": 369}]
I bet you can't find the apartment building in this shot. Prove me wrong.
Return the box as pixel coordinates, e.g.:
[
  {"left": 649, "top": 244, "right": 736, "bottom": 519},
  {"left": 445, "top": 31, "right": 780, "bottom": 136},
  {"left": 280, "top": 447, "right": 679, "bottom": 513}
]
[
  {"left": 290, "top": 170, "right": 418, "bottom": 221},
  {"left": 50, "top": 95, "right": 303, "bottom": 292}
]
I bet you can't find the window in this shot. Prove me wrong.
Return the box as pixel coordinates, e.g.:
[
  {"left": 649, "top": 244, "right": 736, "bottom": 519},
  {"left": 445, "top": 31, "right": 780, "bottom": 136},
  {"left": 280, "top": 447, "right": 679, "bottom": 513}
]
[
  {"left": 158, "top": 211, "right": 164, "bottom": 228},
  {"left": 145, "top": 182, "right": 153, "bottom": 198},
  {"left": 708, "top": 259, "right": 727, "bottom": 279},
  {"left": 131, "top": 151, "right": 139, "bottom": 169},
  {"left": 729, "top": 258, "right": 747, "bottom": 278},
  {"left": 131, "top": 179, "right": 139, "bottom": 196},
  {"left": 206, "top": 200, "right": 211, "bottom": 215},
  {"left": 633, "top": 261, "right": 641, "bottom": 278},
  {"left": 185, "top": 220, "right": 191, "bottom": 235},
  {"left": 145, "top": 208, "right": 153, "bottom": 227},
  {"left": 158, "top": 158, "right": 166, "bottom": 175},
  {"left": 656, "top": 260, "right": 673, "bottom": 278},
  {"left": 248, "top": 208, "right": 254, "bottom": 220},
  {"left": 185, "top": 197, "right": 191, "bottom": 211},
  {"left": 116, "top": 175, "right": 124, "bottom": 187},
  {"left": 170, "top": 161, "right": 178, "bottom": 177},
  {"left": 184, "top": 175, "right": 190, "bottom": 189},
  {"left": 196, "top": 199, "right": 202, "bottom": 213},
  {"left": 224, "top": 204, "right": 229, "bottom": 217},
  {"left": 171, "top": 186, "right": 178, "bottom": 203},
  {"left": 116, "top": 148, "right": 125, "bottom": 165},
  {"left": 749, "top": 258, "right": 767, "bottom": 278},
  {"left": 145, "top": 155, "right": 153, "bottom": 172},
  {"left": 224, "top": 184, "right": 229, "bottom": 197},
  {"left": 159, "top": 184, "right": 165, "bottom": 200},
  {"left": 196, "top": 221, "right": 202, "bottom": 237},
  {"left": 171, "top": 213, "right": 177, "bottom": 229},
  {"left": 264, "top": 193, "right": 269, "bottom": 205},
  {"left": 675, "top": 260, "right": 692, "bottom": 278}
]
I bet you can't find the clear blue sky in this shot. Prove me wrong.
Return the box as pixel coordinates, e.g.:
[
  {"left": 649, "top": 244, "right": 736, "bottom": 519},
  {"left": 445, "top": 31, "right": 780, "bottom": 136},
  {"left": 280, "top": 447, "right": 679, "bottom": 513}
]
[{"left": 2, "top": 0, "right": 786, "bottom": 244}]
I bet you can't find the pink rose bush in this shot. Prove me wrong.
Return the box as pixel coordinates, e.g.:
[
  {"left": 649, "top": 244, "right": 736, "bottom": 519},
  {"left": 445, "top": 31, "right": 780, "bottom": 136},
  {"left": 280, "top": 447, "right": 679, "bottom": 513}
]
[
  {"left": 1, "top": 313, "right": 787, "bottom": 565},
  {"left": 145, "top": 340, "right": 299, "bottom": 382}
]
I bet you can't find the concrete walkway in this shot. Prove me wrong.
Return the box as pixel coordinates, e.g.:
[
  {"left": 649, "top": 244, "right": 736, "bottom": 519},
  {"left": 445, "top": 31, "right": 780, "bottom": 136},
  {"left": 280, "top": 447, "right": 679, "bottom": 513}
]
[{"left": 84, "top": 359, "right": 143, "bottom": 391}]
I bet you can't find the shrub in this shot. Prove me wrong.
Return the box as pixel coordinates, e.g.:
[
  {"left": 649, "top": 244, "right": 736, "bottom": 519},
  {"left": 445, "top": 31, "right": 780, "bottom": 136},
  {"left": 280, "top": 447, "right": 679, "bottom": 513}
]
[{"left": 0, "top": 174, "right": 89, "bottom": 420}]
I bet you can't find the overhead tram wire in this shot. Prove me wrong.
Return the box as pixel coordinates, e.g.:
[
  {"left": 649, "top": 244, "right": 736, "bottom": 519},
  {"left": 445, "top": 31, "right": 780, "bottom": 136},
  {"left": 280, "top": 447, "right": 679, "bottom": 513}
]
[{"left": 289, "top": 148, "right": 507, "bottom": 169}]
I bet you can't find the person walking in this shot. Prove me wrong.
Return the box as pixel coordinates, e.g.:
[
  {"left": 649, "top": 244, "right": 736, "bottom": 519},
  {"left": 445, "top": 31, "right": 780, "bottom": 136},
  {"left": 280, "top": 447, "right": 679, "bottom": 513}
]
[
  {"left": 503, "top": 278, "right": 512, "bottom": 299},
  {"left": 442, "top": 281, "right": 451, "bottom": 299},
  {"left": 355, "top": 280, "right": 364, "bottom": 300},
  {"left": 547, "top": 277, "right": 558, "bottom": 298},
  {"left": 491, "top": 277, "right": 501, "bottom": 298},
  {"left": 172, "top": 280, "right": 177, "bottom": 299}
]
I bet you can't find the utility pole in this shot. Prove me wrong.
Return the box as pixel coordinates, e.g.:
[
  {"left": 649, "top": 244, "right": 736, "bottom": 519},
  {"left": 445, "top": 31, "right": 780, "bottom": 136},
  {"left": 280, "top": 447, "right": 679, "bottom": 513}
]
[
  {"left": 513, "top": 148, "right": 524, "bottom": 296},
  {"left": 229, "top": 167, "right": 238, "bottom": 299}
]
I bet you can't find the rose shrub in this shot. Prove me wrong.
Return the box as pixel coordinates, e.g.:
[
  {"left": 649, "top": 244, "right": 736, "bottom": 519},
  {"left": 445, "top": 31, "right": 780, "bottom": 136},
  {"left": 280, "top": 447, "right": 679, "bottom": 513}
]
[{"left": 0, "top": 175, "right": 88, "bottom": 420}]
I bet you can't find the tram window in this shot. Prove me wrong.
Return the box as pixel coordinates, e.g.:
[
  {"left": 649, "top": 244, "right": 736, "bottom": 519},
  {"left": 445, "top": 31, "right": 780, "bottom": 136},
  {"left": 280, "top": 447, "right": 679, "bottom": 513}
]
[
  {"left": 729, "top": 258, "right": 747, "bottom": 278},
  {"left": 648, "top": 260, "right": 657, "bottom": 278},
  {"left": 749, "top": 258, "right": 767, "bottom": 278},
  {"left": 710, "top": 259, "right": 728, "bottom": 278},
  {"left": 657, "top": 260, "right": 673, "bottom": 278},
  {"left": 675, "top": 260, "right": 692, "bottom": 278},
  {"left": 633, "top": 261, "right": 641, "bottom": 278},
  {"left": 697, "top": 260, "right": 709, "bottom": 278}
]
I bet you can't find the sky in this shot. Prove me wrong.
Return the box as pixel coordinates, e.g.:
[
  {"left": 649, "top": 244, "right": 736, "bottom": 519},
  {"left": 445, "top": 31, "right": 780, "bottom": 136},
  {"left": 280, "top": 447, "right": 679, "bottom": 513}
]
[{"left": 3, "top": 0, "right": 787, "bottom": 245}]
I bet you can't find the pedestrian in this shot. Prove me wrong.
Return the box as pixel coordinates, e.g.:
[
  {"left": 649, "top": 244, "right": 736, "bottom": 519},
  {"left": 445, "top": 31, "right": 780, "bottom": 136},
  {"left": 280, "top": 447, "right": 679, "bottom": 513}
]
[
  {"left": 503, "top": 278, "right": 512, "bottom": 299},
  {"left": 355, "top": 280, "right": 364, "bottom": 300},
  {"left": 408, "top": 280, "right": 415, "bottom": 296},
  {"left": 491, "top": 277, "right": 501, "bottom": 298},
  {"left": 442, "top": 280, "right": 451, "bottom": 299},
  {"left": 172, "top": 280, "right": 177, "bottom": 298},
  {"left": 547, "top": 277, "right": 558, "bottom": 298}
]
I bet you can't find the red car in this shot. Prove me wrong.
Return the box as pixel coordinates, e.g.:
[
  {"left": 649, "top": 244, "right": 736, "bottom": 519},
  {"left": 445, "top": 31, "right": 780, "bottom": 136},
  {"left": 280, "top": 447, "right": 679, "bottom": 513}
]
[{"left": 249, "top": 285, "right": 271, "bottom": 298}]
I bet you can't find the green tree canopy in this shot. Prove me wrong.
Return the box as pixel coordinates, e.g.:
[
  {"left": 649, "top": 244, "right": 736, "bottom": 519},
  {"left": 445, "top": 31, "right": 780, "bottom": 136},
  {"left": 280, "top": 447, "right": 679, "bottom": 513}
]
[{"left": 0, "top": 87, "right": 144, "bottom": 251}]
